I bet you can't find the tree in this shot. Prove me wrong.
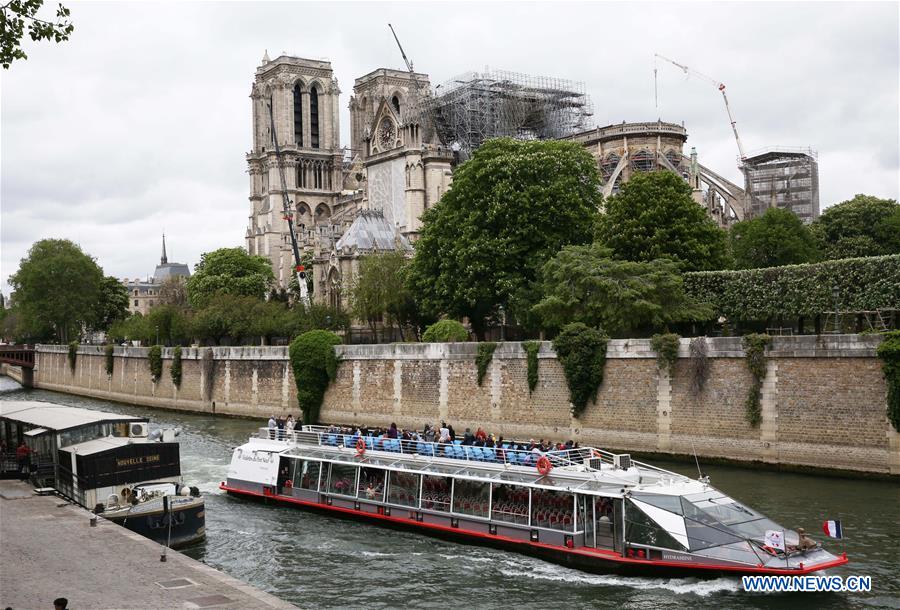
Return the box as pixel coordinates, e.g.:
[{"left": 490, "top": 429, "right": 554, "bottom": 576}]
[
  {"left": 157, "top": 276, "right": 189, "bottom": 308},
  {"left": 91, "top": 276, "right": 129, "bottom": 331},
  {"left": 350, "top": 252, "right": 412, "bottom": 342},
  {"left": 1, "top": 0, "right": 74, "bottom": 69},
  {"left": 290, "top": 302, "right": 350, "bottom": 337},
  {"left": 186, "top": 247, "right": 274, "bottom": 309},
  {"left": 532, "top": 243, "right": 712, "bottom": 336},
  {"left": 811, "top": 194, "right": 900, "bottom": 260},
  {"left": 408, "top": 138, "right": 601, "bottom": 338},
  {"left": 730, "top": 207, "right": 820, "bottom": 269},
  {"left": 9, "top": 239, "right": 103, "bottom": 342},
  {"left": 596, "top": 171, "right": 731, "bottom": 271}
]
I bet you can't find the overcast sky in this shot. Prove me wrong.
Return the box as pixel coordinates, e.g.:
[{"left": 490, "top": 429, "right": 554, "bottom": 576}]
[{"left": 2, "top": 1, "right": 898, "bottom": 295}]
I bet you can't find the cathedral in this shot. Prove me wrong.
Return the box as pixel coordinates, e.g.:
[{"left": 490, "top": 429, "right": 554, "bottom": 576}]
[{"left": 245, "top": 54, "right": 452, "bottom": 309}]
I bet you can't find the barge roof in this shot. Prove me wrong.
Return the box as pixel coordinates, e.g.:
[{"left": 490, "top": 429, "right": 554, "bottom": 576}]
[{"left": 0, "top": 400, "right": 144, "bottom": 432}]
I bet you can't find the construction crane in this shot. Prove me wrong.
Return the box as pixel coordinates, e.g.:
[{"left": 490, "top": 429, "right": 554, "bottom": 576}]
[
  {"left": 266, "top": 96, "right": 310, "bottom": 306},
  {"left": 655, "top": 54, "right": 748, "bottom": 161},
  {"left": 387, "top": 23, "right": 437, "bottom": 140}
]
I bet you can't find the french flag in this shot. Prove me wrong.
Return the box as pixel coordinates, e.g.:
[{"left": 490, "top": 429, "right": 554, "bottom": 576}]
[{"left": 822, "top": 519, "right": 843, "bottom": 539}]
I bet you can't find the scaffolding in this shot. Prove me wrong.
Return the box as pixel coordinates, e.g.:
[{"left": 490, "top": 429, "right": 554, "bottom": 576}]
[
  {"left": 742, "top": 147, "right": 820, "bottom": 224},
  {"left": 416, "top": 69, "right": 594, "bottom": 157}
]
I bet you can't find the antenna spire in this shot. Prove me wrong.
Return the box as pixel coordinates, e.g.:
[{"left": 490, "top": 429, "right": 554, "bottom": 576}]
[{"left": 161, "top": 233, "right": 168, "bottom": 265}]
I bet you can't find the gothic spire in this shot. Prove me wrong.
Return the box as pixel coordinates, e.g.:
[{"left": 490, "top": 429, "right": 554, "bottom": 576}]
[{"left": 161, "top": 233, "right": 168, "bottom": 265}]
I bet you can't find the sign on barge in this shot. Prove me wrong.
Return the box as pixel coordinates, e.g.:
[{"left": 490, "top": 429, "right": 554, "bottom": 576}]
[{"left": 222, "top": 426, "right": 848, "bottom": 577}]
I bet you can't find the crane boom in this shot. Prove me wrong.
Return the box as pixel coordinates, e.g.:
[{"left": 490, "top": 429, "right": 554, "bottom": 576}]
[
  {"left": 266, "top": 96, "right": 310, "bottom": 305},
  {"left": 655, "top": 53, "right": 747, "bottom": 161}
]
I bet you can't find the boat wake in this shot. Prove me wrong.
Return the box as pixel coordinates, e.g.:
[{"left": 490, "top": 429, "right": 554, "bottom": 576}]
[{"left": 497, "top": 559, "right": 742, "bottom": 596}]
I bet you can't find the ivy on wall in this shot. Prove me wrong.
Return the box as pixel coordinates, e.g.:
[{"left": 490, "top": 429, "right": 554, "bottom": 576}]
[
  {"left": 742, "top": 333, "right": 771, "bottom": 427},
  {"left": 688, "top": 337, "right": 709, "bottom": 395},
  {"left": 876, "top": 331, "right": 900, "bottom": 432},
  {"left": 552, "top": 323, "right": 609, "bottom": 419},
  {"left": 170, "top": 346, "right": 183, "bottom": 388},
  {"left": 289, "top": 330, "right": 342, "bottom": 425},
  {"left": 685, "top": 254, "right": 900, "bottom": 321},
  {"left": 104, "top": 344, "right": 114, "bottom": 376},
  {"left": 475, "top": 342, "right": 497, "bottom": 386},
  {"left": 201, "top": 348, "right": 214, "bottom": 401},
  {"left": 650, "top": 333, "right": 680, "bottom": 375},
  {"left": 148, "top": 345, "right": 162, "bottom": 383},
  {"left": 67, "top": 341, "right": 78, "bottom": 373},
  {"left": 523, "top": 341, "right": 540, "bottom": 394}
]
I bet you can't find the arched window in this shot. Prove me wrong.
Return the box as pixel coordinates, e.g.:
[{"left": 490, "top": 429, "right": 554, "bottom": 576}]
[
  {"left": 293, "top": 83, "right": 303, "bottom": 146},
  {"left": 328, "top": 268, "right": 342, "bottom": 310},
  {"left": 631, "top": 150, "right": 654, "bottom": 173},
  {"left": 391, "top": 95, "right": 401, "bottom": 116},
  {"left": 310, "top": 86, "right": 320, "bottom": 149}
]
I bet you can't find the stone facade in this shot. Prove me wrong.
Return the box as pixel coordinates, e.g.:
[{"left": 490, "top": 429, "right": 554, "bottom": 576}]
[
  {"left": 123, "top": 235, "right": 190, "bottom": 316},
  {"left": 25, "top": 335, "right": 897, "bottom": 476}
]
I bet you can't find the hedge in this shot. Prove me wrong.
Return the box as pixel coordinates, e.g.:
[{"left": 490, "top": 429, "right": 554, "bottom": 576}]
[
  {"left": 289, "top": 330, "right": 342, "bottom": 425},
  {"left": 684, "top": 254, "right": 900, "bottom": 320},
  {"left": 148, "top": 345, "right": 163, "bottom": 382},
  {"left": 170, "top": 346, "right": 183, "bottom": 388},
  {"left": 876, "top": 331, "right": 900, "bottom": 432},
  {"left": 552, "top": 323, "right": 609, "bottom": 419},
  {"left": 422, "top": 319, "right": 470, "bottom": 343},
  {"left": 475, "top": 342, "right": 497, "bottom": 386}
]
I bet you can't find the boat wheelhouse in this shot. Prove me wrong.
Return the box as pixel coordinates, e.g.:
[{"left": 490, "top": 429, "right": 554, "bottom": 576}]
[
  {"left": 223, "top": 426, "right": 848, "bottom": 577},
  {"left": 0, "top": 400, "right": 205, "bottom": 548}
]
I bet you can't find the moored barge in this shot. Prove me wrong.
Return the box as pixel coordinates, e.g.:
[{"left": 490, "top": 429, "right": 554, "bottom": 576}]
[
  {"left": 222, "top": 425, "right": 848, "bottom": 577},
  {"left": 1, "top": 400, "right": 205, "bottom": 548}
]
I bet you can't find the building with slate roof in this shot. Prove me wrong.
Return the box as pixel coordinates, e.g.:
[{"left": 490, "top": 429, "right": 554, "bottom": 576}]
[{"left": 123, "top": 235, "right": 191, "bottom": 316}]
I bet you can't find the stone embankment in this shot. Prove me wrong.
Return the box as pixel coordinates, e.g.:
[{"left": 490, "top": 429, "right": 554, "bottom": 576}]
[
  {"left": 13, "top": 335, "right": 898, "bottom": 475},
  {"left": 0, "top": 480, "right": 296, "bottom": 609}
]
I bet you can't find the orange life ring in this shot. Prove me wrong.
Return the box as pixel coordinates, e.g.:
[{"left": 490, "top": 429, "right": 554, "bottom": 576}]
[
  {"left": 536, "top": 456, "right": 552, "bottom": 476},
  {"left": 355, "top": 437, "right": 366, "bottom": 456}
]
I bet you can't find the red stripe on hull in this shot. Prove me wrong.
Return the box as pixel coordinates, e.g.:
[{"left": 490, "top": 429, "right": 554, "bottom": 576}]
[{"left": 220, "top": 483, "right": 849, "bottom": 576}]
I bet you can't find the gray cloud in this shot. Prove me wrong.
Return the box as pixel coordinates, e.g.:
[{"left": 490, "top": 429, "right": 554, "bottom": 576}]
[{"left": 2, "top": 1, "right": 898, "bottom": 295}]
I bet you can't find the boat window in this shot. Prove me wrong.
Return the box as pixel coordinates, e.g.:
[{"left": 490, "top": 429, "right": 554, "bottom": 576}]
[
  {"left": 680, "top": 500, "right": 744, "bottom": 550},
  {"left": 111, "top": 422, "right": 130, "bottom": 437},
  {"left": 625, "top": 499, "right": 686, "bottom": 551},
  {"left": 328, "top": 463, "right": 358, "bottom": 497},
  {"left": 694, "top": 541, "right": 765, "bottom": 565},
  {"left": 531, "top": 489, "right": 574, "bottom": 532},
  {"left": 358, "top": 467, "right": 386, "bottom": 502},
  {"left": 292, "top": 460, "right": 321, "bottom": 491},
  {"left": 631, "top": 492, "right": 683, "bottom": 515},
  {"left": 452, "top": 479, "right": 489, "bottom": 518},
  {"left": 687, "top": 495, "right": 762, "bottom": 526},
  {"left": 387, "top": 471, "right": 419, "bottom": 507},
  {"left": 421, "top": 475, "right": 451, "bottom": 513},
  {"left": 491, "top": 484, "right": 528, "bottom": 525}
]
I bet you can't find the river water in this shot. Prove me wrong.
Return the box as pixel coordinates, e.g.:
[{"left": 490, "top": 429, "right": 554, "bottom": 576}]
[{"left": 2, "top": 377, "right": 897, "bottom": 609}]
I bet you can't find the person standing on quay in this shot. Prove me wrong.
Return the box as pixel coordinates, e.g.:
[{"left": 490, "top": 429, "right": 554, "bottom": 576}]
[{"left": 16, "top": 441, "right": 31, "bottom": 478}]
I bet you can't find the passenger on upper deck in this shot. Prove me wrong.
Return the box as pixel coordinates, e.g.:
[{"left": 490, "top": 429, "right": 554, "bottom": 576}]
[
  {"left": 388, "top": 423, "right": 399, "bottom": 439},
  {"left": 462, "top": 428, "right": 475, "bottom": 445}
]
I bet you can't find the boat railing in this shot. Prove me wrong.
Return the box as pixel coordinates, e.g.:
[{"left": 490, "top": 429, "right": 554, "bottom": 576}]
[{"left": 255, "top": 426, "right": 666, "bottom": 475}]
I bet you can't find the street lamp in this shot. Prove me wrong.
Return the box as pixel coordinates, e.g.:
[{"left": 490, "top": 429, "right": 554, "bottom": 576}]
[
  {"left": 832, "top": 286, "right": 841, "bottom": 334},
  {"left": 498, "top": 304, "right": 506, "bottom": 342},
  {"left": 155, "top": 325, "right": 160, "bottom": 346}
]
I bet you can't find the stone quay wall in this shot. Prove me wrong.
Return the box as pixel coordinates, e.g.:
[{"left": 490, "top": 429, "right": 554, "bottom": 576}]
[{"left": 20, "top": 335, "right": 899, "bottom": 475}]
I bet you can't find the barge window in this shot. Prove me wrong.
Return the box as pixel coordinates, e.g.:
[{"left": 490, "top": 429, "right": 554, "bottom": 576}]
[
  {"left": 421, "top": 475, "right": 451, "bottom": 513},
  {"left": 531, "top": 489, "right": 575, "bottom": 532},
  {"left": 491, "top": 484, "right": 529, "bottom": 525},
  {"left": 358, "top": 467, "right": 385, "bottom": 501},
  {"left": 625, "top": 500, "right": 686, "bottom": 551},
  {"left": 292, "top": 460, "right": 321, "bottom": 491},
  {"left": 387, "top": 471, "right": 420, "bottom": 508},
  {"left": 452, "top": 479, "right": 489, "bottom": 518},
  {"left": 327, "top": 463, "right": 359, "bottom": 497}
]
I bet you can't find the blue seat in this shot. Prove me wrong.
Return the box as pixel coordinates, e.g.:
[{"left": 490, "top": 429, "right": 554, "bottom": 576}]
[
  {"left": 472, "top": 447, "right": 484, "bottom": 461},
  {"left": 326, "top": 434, "right": 336, "bottom": 446},
  {"left": 444, "top": 445, "right": 454, "bottom": 458},
  {"left": 392, "top": 440, "right": 401, "bottom": 452},
  {"left": 416, "top": 442, "right": 425, "bottom": 454},
  {"left": 453, "top": 440, "right": 462, "bottom": 446},
  {"left": 483, "top": 448, "right": 495, "bottom": 462},
  {"left": 454, "top": 446, "right": 464, "bottom": 459},
  {"left": 424, "top": 443, "right": 435, "bottom": 456},
  {"left": 366, "top": 437, "right": 375, "bottom": 450}
]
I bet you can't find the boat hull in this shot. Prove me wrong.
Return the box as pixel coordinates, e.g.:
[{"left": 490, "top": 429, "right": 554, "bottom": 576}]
[
  {"left": 104, "top": 497, "right": 206, "bottom": 549},
  {"left": 221, "top": 482, "right": 847, "bottom": 578}
]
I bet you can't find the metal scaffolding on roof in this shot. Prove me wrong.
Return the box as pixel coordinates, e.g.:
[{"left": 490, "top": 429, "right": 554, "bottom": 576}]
[{"left": 415, "top": 69, "right": 594, "bottom": 157}]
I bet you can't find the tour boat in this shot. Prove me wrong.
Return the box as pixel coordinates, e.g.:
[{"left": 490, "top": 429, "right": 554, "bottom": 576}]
[
  {"left": 222, "top": 425, "right": 849, "bottom": 577},
  {"left": 0, "top": 400, "right": 205, "bottom": 548}
]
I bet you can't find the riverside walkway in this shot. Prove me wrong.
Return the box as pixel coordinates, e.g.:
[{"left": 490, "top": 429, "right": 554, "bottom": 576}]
[{"left": 0, "top": 480, "right": 297, "bottom": 609}]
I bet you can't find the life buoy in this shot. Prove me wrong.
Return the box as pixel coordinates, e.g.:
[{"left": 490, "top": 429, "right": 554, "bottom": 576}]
[
  {"left": 284, "top": 479, "right": 293, "bottom": 488},
  {"left": 536, "top": 456, "right": 552, "bottom": 476},
  {"left": 355, "top": 437, "right": 366, "bottom": 456}
]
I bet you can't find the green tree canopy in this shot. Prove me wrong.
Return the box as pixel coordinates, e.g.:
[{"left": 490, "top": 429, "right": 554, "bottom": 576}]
[
  {"left": 350, "top": 252, "right": 418, "bottom": 342},
  {"left": 533, "top": 243, "right": 712, "bottom": 336},
  {"left": 186, "top": 247, "right": 274, "bottom": 309},
  {"left": 596, "top": 171, "right": 731, "bottom": 271},
  {"left": 408, "top": 138, "right": 602, "bottom": 338},
  {"left": 9, "top": 238, "right": 103, "bottom": 342},
  {"left": 1, "top": 0, "right": 74, "bottom": 69},
  {"left": 91, "top": 275, "right": 130, "bottom": 331},
  {"left": 730, "top": 207, "right": 820, "bottom": 269},
  {"left": 811, "top": 194, "right": 900, "bottom": 259}
]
